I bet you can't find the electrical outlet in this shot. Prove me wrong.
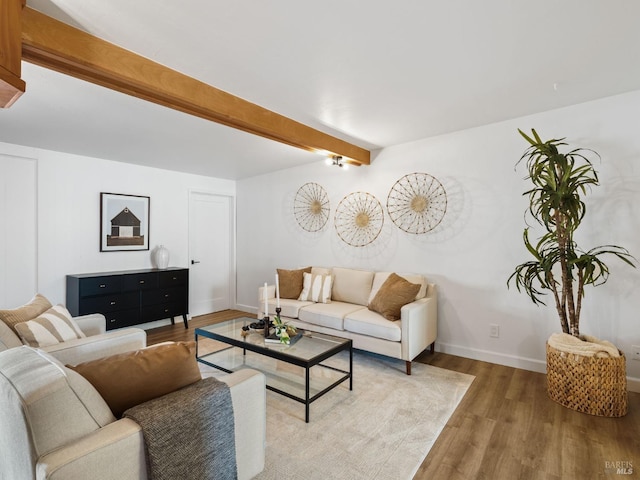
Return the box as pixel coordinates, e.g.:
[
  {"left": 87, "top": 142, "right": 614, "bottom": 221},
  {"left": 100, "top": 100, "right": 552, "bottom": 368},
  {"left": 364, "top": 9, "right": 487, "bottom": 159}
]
[
  {"left": 490, "top": 324, "right": 500, "bottom": 338},
  {"left": 632, "top": 345, "right": 640, "bottom": 361}
]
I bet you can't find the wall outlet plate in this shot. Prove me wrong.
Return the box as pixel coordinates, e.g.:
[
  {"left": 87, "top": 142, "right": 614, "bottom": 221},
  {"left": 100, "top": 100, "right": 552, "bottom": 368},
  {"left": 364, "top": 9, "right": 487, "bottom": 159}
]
[
  {"left": 632, "top": 345, "right": 640, "bottom": 361},
  {"left": 490, "top": 324, "right": 500, "bottom": 338}
]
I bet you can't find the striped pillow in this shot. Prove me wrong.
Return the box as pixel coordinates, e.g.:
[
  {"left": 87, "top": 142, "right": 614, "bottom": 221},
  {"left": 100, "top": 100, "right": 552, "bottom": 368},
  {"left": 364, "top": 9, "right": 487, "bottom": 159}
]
[
  {"left": 0, "top": 293, "right": 52, "bottom": 335},
  {"left": 14, "top": 305, "right": 86, "bottom": 348},
  {"left": 298, "top": 272, "right": 332, "bottom": 303}
]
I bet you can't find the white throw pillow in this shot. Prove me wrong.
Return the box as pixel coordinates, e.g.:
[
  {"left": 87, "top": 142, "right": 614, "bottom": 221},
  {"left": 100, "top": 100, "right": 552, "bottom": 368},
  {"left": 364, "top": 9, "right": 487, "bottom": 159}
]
[
  {"left": 298, "top": 272, "right": 332, "bottom": 303},
  {"left": 14, "top": 305, "right": 86, "bottom": 347}
]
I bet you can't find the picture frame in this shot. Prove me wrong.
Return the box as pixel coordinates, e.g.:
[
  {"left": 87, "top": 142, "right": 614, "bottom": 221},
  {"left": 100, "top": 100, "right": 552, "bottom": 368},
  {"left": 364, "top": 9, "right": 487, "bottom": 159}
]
[{"left": 100, "top": 192, "right": 150, "bottom": 252}]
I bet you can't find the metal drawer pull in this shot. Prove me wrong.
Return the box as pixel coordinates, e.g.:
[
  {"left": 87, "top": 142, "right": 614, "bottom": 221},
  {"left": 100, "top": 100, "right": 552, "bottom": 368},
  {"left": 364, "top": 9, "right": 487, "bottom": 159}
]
[
  {"left": 99, "top": 284, "right": 106, "bottom": 288},
  {"left": 139, "top": 280, "right": 145, "bottom": 284},
  {"left": 173, "top": 276, "right": 178, "bottom": 280},
  {"left": 109, "top": 319, "right": 115, "bottom": 323},
  {"left": 164, "top": 309, "right": 169, "bottom": 313},
  {"left": 110, "top": 301, "right": 116, "bottom": 305},
  {"left": 165, "top": 294, "right": 170, "bottom": 298}
]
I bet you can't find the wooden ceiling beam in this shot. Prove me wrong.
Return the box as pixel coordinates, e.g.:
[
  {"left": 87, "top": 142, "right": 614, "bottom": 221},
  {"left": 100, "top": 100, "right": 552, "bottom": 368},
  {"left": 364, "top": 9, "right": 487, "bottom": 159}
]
[
  {"left": 20, "top": 7, "right": 370, "bottom": 165},
  {"left": 0, "top": 0, "right": 26, "bottom": 108}
]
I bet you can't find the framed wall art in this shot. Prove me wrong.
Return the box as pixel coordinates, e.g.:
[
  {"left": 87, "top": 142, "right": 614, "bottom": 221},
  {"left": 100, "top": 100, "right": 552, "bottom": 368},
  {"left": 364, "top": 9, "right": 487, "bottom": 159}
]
[{"left": 100, "top": 192, "right": 150, "bottom": 251}]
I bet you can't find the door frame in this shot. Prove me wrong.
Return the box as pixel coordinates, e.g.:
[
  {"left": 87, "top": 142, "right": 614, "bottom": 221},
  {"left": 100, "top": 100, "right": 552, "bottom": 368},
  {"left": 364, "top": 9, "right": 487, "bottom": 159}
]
[{"left": 187, "top": 189, "right": 236, "bottom": 316}]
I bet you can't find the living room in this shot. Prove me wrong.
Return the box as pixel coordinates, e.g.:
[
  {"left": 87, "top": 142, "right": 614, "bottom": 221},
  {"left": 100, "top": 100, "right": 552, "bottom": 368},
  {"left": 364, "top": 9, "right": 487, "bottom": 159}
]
[
  {"left": 3, "top": 86, "right": 639, "bottom": 388},
  {"left": 1, "top": 1, "right": 640, "bottom": 479}
]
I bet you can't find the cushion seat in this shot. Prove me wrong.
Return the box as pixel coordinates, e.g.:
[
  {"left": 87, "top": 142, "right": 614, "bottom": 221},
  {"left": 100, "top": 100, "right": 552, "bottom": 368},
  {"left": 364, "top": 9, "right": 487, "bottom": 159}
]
[
  {"left": 344, "top": 308, "right": 402, "bottom": 342},
  {"left": 266, "top": 298, "right": 313, "bottom": 318},
  {"left": 298, "top": 302, "right": 366, "bottom": 330}
]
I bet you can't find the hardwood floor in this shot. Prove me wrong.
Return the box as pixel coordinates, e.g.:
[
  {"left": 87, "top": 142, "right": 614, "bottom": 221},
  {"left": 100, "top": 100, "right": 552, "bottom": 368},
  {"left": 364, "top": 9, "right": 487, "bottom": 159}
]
[{"left": 147, "top": 310, "right": 640, "bottom": 480}]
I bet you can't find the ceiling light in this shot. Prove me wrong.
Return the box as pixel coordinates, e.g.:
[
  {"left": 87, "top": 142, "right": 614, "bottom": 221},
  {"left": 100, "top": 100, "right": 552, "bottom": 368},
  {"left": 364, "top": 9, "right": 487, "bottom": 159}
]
[{"left": 327, "top": 155, "right": 348, "bottom": 170}]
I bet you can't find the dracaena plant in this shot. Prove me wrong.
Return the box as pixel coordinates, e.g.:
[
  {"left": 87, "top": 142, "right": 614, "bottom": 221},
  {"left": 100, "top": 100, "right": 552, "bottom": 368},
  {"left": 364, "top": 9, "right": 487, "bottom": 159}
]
[{"left": 508, "top": 129, "right": 635, "bottom": 337}]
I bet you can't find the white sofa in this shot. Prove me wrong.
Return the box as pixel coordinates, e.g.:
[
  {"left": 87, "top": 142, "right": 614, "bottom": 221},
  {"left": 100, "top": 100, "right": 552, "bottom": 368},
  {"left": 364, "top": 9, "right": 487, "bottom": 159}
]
[
  {"left": 259, "top": 267, "right": 437, "bottom": 375},
  {"left": 0, "top": 312, "right": 147, "bottom": 365},
  {"left": 0, "top": 345, "right": 266, "bottom": 480}
]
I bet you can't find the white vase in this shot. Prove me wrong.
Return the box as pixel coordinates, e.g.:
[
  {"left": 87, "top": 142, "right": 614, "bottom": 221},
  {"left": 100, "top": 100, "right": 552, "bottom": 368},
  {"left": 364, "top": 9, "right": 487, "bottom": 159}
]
[{"left": 154, "top": 245, "right": 170, "bottom": 269}]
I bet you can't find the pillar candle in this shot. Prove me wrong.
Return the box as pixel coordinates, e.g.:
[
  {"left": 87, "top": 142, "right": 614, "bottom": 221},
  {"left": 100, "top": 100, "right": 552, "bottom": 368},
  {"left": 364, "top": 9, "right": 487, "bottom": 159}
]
[
  {"left": 263, "top": 282, "right": 268, "bottom": 318},
  {"left": 275, "top": 273, "right": 281, "bottom": 309}
]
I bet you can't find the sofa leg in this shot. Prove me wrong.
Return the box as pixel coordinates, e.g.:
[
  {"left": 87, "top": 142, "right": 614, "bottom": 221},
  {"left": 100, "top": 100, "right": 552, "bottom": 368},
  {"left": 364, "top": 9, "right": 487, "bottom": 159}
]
[
  {"left": 430, "top": 342, "right": 435, "bottom": 354},
  {"left": 406, "top": 361, "right": 412, "bottom": 375}
]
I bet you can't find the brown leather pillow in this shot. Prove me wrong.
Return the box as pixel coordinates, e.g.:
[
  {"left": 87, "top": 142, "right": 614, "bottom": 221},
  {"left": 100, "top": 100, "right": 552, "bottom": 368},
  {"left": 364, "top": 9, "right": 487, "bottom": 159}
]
[
  {"left": 277, "top": 267, "right": 312, "bottom": 299},
  {"left": 0, "top": 293, "right": 53, "bottom": 335},
  {"left": 368, "top": 273, "right": 421, "bottom": 321},
  {"left": 68, "top": 341, "right": 201, "bottom": 417}
]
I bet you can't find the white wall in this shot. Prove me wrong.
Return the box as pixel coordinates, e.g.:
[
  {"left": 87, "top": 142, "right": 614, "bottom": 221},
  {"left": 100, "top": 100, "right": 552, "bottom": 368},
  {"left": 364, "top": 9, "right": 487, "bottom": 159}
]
[
  {"left": 0, "top": 142, "right": 235, "bottom": 321},
  {"left": 237, "top": 90, "right": 640, "bottom": 384},
  {"left": 0, "top": 151, "right": 37, "bottom": 307}
]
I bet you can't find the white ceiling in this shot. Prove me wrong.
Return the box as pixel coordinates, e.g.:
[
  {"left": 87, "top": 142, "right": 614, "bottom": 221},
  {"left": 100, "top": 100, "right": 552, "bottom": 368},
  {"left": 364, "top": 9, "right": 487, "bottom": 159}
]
[{"left": 2, "top": 0, "right": 640, "bottom": 180}]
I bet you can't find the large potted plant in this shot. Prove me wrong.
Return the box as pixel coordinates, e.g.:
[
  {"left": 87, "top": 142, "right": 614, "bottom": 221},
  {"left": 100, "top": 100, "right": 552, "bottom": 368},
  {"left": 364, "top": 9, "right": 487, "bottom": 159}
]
[{"left": 508, "top": 129, "right": 635, "bottom": 417}]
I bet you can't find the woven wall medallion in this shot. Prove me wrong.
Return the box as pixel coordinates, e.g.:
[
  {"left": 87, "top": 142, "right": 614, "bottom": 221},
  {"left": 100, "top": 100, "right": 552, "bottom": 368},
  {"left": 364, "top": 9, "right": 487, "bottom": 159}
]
[
  {"left": 293, "top": 182, "right": 330, "bottom": 232},
  {"left": 334, "top": 192, "right": 384, "bottom": 246},
  {"left": 386, "top": 173, "right": 447, "bottom": 234}
]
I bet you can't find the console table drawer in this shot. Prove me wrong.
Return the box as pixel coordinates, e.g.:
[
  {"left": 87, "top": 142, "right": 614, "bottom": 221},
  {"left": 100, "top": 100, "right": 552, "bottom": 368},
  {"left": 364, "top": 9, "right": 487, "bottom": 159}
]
[
  {"left": 105, "top": 308, "right": 141, "bottom": 330},
  {"left": 80, "top": 292, "right": 139, "bottom": 314},
  {"left": 79, "top": 276, "right": 122, "bottom": 297},
  {"left": 159, "top": 269, "right": 188, "bottom": 287},
  {"left": 141, "top": 287, "right": 185, "bottom": 307},
  {"left": 142, "top": 302, "right": 183, "bottom": 323},
  {"left": 123, "top": 272, "right": 158, "bottom": 291}
]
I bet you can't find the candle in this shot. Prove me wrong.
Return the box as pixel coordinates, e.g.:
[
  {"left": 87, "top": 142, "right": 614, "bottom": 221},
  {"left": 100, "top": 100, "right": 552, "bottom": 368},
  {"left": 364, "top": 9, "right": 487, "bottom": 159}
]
[
  {"left": 263, "top": 282, "right": 268, "bottom": 318},
  {"left": 275, "top": 273, "right": 281, "bottom": 309}
]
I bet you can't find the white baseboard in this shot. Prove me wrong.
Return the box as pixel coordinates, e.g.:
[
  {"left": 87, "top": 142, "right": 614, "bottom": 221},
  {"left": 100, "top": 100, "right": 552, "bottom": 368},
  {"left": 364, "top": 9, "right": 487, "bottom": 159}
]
[
  {"left": 436, "top": 342, "right": 640, "bottom": 393},
  {"left": 234, "top": 304, "right": 257, "bottom": 316},
  {"left": 436, "top": 342, "right": 547, "bottom": 373}
]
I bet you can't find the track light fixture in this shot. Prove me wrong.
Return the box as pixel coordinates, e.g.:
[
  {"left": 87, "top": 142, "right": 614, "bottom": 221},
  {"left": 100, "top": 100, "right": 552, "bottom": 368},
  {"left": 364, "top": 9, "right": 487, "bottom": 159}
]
[{"left": 325, "top": 155, "right": 348, "bottom": 169}]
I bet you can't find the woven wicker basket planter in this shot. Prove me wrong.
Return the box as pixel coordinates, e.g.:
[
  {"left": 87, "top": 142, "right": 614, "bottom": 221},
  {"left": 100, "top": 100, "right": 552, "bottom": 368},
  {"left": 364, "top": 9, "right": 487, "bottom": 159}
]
[{"left": 546, "top": 342, "right": 628, "bottom": 417}]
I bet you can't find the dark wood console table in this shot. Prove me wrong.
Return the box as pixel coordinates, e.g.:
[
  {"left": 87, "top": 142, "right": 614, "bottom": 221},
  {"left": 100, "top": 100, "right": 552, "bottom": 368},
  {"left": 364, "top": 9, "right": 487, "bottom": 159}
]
[{"left": 66, "top": 267, "right": 189, "bottom": 330}]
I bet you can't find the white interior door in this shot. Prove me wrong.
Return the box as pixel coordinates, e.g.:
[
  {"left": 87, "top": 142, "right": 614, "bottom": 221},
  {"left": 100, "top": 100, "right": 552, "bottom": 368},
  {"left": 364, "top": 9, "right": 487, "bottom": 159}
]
[
  {"left": 0, "top": 154, "right": 37, "bottom": 308},
  {"left": 188, "top": 192, "right": 233, "bottom": 316}
]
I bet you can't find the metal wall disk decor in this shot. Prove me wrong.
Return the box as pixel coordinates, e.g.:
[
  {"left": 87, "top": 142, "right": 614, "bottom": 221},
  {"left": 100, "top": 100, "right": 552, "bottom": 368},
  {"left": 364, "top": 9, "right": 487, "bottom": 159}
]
[
  {"left": 334, "top": 192, "right": 384, "bottom": 246},
  {"left": 293, "top": 182, "right": 330, "bottom": 232},
  {"left": 386, "top": 172, "right": 447, "bottom": 234}
]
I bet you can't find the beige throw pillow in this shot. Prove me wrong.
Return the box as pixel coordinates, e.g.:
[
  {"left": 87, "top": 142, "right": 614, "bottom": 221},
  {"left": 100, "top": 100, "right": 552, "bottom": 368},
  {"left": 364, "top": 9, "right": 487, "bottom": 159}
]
[
  {"left": 368, "top": 273, "right": 421, "bottom": 321},
  {"left": 14, "top": 305, "right": 86, "bottom": 347},
  {"left": 331, "top": 268, "right": 375, "bottom": 306},
  {"left": 68, "top": 341, "right": 202, "bottom": 418},
  {"left": 277, "top": 267, "right": 312, "bottom": 299},
  {"left": 298, "top": 272, "right": 332, "bottom": 303},
  {"left": 0, "top": 293, "right": 53, "bottom": 335}
]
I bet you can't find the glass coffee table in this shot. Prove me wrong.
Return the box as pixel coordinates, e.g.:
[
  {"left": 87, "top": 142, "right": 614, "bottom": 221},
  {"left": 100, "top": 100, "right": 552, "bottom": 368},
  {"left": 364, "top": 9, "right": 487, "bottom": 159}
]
[{"left": 195, "top": 317, "right": 352, "bottom": 423}]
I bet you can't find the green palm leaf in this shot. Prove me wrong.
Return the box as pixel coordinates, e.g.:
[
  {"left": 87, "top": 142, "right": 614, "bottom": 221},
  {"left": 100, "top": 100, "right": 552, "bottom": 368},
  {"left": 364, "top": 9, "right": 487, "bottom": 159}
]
[{"left": 508, "top": 129, "right": 636, "bottom": 336}]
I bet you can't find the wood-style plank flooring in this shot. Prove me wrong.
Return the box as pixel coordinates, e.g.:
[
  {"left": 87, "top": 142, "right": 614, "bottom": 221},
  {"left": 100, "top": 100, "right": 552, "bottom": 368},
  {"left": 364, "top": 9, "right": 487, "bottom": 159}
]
[{"left": 147, "top": 310, "right": 640, "bottom": 480}]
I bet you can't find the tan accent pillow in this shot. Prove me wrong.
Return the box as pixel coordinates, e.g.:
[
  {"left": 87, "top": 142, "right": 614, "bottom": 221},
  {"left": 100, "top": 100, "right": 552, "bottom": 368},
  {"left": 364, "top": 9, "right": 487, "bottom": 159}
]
[
  {"left": 368, "top": 272, "right": 427, "bottom": 304},
  {"left": 277, "top": 267, "right": 312, "bottom": 299},
  {"left": 14, "top": 305, "right": 86, "bottom": 347},
  {"left": 68, "top": 341, "right": 202, "bottom": 418},
  {"left": 0, "top": 293, "right": 53, "bottom": 334},
  {"left": 368, "top": 273, "right": 421, "bottom": 321}
]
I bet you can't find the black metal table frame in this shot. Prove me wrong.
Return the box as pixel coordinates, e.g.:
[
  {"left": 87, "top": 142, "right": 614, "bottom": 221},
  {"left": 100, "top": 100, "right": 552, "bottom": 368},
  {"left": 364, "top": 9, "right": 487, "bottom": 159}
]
[{"left": 195, "top": 325, "right": 353, "bottom": 423}]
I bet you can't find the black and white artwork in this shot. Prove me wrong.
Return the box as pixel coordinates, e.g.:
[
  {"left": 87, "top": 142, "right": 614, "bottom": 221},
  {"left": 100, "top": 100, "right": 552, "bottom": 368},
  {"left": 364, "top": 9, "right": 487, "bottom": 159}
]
[{"left": 100, "top": 192, "right": 150, "bottom": 251}]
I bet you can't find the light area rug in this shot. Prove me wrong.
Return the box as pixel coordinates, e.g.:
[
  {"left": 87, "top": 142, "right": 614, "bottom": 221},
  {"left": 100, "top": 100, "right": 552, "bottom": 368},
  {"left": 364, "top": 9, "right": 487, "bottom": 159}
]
[{"left": 199, "top": 341, "right": 474, "bottom": 480}]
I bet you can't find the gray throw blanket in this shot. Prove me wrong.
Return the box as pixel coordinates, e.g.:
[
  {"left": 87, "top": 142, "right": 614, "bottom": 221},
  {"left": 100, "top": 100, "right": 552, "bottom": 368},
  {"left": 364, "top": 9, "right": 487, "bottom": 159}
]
[{"left": 124, "top": 377, "right": 237, "bottom": 480}]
